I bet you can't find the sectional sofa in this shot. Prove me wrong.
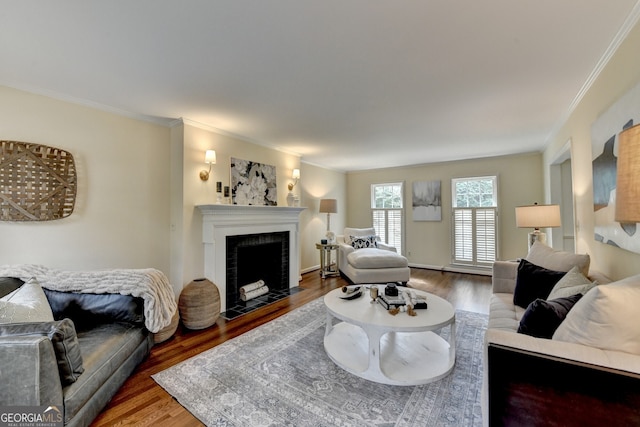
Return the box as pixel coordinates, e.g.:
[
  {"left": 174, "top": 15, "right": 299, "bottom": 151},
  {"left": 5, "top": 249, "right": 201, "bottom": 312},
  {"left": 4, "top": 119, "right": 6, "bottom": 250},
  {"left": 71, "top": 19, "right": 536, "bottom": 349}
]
[
  {"left": 483, "top": 242, "right": 640, "bottom": 426},
  {"left": 0, "top": 266, "right": 177, "bottom": 427}
]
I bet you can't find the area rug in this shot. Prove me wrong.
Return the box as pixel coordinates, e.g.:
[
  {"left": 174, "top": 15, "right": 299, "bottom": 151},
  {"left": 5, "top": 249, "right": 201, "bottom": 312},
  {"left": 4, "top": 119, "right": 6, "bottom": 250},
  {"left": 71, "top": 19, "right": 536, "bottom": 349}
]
[{"left": 152, "top": 297, "right": 488, "bottom": 426}]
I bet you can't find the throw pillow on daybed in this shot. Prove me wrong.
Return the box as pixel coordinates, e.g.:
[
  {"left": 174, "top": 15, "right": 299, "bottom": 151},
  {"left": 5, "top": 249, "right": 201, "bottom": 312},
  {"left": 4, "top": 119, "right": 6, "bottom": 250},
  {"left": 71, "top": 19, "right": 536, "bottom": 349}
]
[
  {"left": 0, "top": 278, "right": 54, "bottom": 323},
  {"left": 517, "top": 293, "right": 583, "bottom": 338},
  {"left": 513, "top": 259, "right": 566, "bottom": 308},
  {"left": 0, "top": 318, "right": 84, "bottom": 385},
  {"left": 553, "top": 274, "right": 640, "bottom": 355},
  {"left": 350, "top": 235, "right": 378, "bottom": 249},
  {"left": 547, "top": 266, "right": 598, "bottom": 300}
]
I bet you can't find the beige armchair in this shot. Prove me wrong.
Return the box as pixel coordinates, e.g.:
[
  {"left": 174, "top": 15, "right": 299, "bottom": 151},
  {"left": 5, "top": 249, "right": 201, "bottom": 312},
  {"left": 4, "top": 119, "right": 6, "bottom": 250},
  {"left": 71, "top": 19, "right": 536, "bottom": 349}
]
[{"left": 336, "top": 227, "right": 410, "bottom": 285}]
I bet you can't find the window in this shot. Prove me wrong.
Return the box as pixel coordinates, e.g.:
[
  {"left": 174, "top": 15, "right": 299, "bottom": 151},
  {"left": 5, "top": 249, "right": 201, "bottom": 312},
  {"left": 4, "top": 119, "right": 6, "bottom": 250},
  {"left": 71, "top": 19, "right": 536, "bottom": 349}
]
[
  {"left": 371, "top": 182, "right": 404, "bottom": 254},
  {"left": 451, "top": 176, "right": 498, "bottom": 267}
]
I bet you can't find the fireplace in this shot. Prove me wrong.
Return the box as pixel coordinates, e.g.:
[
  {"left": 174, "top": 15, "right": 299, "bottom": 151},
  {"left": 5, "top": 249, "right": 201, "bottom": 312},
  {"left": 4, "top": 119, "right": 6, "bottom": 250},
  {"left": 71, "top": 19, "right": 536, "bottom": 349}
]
[
  {"left": 197, "top": 204, "right": 305, "bottom": 312},
  {"left": 226, "top": 231, "right": 289, "bottom": 308}
]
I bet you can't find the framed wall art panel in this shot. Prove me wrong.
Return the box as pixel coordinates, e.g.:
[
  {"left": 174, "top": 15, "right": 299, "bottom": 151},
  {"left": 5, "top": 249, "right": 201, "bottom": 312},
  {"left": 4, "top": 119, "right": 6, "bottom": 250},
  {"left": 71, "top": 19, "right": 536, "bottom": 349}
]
[
  {"left": 412, "top": 180, "right": 442, "bottom": 221},
  {"left": 230, "top": 157, "right": 277, "bottom": 206},
  {"left": 591, "top": 81, "right": 640, "bottom": 254}
]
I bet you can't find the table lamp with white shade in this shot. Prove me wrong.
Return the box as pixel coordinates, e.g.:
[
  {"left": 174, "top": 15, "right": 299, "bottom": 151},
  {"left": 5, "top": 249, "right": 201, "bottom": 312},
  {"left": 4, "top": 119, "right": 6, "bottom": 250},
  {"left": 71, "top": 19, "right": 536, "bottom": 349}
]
[
  {"left": 319, "top": 198, "right": 337, "bottom": 242},
  {"left": 515, "top": 202, "right": 561, "bottom": 250}
]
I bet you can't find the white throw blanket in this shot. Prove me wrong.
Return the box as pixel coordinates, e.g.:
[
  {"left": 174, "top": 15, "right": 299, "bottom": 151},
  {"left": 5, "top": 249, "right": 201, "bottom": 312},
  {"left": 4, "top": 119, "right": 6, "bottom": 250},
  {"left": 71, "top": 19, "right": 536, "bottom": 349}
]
[{"left": 0, "top": 264, "right": 177, "bottom": 333}]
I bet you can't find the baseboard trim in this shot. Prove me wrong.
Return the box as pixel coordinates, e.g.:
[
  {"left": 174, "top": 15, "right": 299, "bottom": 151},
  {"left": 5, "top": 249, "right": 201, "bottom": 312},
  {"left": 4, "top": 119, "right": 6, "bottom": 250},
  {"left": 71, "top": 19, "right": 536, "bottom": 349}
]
[
  {"left": 301, "top": 265, "right": 321, "bottom": 275},
  {"left": 408, "top": 263, "right": 492, "bottom": 276}
]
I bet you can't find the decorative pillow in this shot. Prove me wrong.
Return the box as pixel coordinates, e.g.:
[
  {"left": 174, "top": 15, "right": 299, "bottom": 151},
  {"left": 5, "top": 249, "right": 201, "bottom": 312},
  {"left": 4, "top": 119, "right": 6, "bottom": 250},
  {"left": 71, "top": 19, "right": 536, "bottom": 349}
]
[
  {"left": 0, "top": 277, "right": 24, "bottom": 298},
  {"left": 547, "top": 266, "right": 598, "bottom": 300},
  {"left": 44, "top": 289, "right": 144, "bottom": 330},
  {"left": 517, "top": 293, "right": 583, "bottom": 338},
  {"left": 0, "top": 318, "right": 84, "bottom": 385},
  {"left": 350, "top": 235, "right": 378, "bottom": 249},
  {"left": 525, "top": 241, "right": 590, "bottom": 276},
  {"left": 513, "top": 259, "right": 566, "bottom": 308},
  {"left": 0, "top": 278, "right": 54, "bottom": 324},
  {"left": 344, "top": 227, "right": 377, "bottom": 245},
  {"left": 553, "top": 274, "right": 640, "bottom": 355}
]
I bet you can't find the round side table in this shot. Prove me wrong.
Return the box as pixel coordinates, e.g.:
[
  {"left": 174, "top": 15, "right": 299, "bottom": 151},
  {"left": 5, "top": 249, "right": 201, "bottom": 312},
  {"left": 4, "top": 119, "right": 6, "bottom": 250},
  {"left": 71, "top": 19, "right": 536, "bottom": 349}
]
[{"left": 316, "top": 242, "right": 340, "bottom": 278}]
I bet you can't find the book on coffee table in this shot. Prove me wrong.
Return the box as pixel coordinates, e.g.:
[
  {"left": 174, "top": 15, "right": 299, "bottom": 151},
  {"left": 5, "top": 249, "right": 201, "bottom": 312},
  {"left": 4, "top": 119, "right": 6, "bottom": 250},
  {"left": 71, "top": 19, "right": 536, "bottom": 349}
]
[{"left": 377, "top": 294, "right": 406, "bottom": 310}]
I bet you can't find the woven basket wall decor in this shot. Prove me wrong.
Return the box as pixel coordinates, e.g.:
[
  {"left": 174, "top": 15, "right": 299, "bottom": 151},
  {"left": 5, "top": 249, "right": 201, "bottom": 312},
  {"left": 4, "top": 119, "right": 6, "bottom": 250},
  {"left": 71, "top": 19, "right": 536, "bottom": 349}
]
[{"left": 0, "top": 140, "right": 77, "bottom": 221}]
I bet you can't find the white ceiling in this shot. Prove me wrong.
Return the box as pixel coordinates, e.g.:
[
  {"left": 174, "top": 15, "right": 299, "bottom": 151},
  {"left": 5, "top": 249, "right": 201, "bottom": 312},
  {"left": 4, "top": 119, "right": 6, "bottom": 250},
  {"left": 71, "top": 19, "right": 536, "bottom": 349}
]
[{"left": 1, "top": 1, "right": 638, "bottom": 171}]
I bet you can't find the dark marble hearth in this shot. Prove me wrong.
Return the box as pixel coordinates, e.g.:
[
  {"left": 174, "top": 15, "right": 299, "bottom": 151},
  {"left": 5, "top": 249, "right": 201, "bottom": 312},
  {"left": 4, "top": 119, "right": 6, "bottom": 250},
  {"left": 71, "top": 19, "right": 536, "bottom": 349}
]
[{"left": 221, "top": 287, "right": 305, "bottom": 320}]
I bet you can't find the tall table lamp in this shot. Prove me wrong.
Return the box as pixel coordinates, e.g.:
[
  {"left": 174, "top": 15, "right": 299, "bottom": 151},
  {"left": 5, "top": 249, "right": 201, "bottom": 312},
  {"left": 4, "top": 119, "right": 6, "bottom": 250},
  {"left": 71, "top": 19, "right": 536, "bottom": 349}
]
[
  {"left": 616, "top": 124, "right": 640, "bottom": 223},
  {"left": 515, "top": 203, "right": 561, "bottom": 250},
  {"left": 319, "top": 199, "right": 337, "bottom": 241}
]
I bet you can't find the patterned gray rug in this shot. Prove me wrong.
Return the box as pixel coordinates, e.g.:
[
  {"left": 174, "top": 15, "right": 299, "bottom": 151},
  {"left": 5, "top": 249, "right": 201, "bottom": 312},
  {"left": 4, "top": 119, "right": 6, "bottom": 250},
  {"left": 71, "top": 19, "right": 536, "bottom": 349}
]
[{"left": 153, "top": 297, "right": 487, "bottom": 426}]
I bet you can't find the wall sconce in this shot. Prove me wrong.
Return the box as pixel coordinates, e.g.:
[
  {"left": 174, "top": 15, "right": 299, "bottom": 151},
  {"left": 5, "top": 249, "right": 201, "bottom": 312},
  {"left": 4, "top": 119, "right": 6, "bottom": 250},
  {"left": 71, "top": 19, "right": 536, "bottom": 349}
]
[
  {"left": 199, "top": 150, "right": 216, "bottom": 181},
  {"left": 286, "top": 168, "right": 300, "bottom": 206},
  {"left": 515, "top": 202, "right": 561, "bottom": 250},
  {"left": 616, "top": 124, "right": 640, "bottom": 224}
]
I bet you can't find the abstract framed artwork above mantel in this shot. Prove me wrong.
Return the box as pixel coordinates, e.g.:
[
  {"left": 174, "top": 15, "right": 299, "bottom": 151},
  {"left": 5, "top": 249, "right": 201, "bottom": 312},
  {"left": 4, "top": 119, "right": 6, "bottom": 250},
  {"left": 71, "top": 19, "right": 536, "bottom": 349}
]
[
  {"left": 230, "top": 157, "right": 277, "bottom": 206},
  {"left": 591, "top": 81, "right": 640, "bottom": 254},
  {"left": 0, "top": 140, "right": 77, "bottom": 221}
]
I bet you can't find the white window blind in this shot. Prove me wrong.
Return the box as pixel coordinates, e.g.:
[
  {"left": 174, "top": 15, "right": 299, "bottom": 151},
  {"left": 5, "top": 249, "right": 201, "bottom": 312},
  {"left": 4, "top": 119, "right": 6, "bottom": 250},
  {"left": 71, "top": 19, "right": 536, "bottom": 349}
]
[
  {"left": 452, "top": 176, "right": 498, "bottom": 267},
  {"left": 373, "top": 210, "right": 386, "bottom": 243},
  {"left": 454, "top": 208, "right": 473, "bottom": 262},
  {"left": 372, "top": 209, "right": 403, "bottom": 254},
  {"left": 475, "top": 208, "right": 497, "bottom": 264},
  {"left": 371, "top": 182, "right": 404, "bottom": 254},
  {"left": 452, "top": 207, "right": 497, "bottom": 266}
]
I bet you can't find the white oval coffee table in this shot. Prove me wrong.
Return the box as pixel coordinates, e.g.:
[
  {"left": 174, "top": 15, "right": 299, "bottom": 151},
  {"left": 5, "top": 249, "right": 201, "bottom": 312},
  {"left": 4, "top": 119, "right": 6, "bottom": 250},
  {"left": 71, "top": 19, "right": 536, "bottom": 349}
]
[{"left": 323, "top": 286, "right": 456, "bottom": 385}]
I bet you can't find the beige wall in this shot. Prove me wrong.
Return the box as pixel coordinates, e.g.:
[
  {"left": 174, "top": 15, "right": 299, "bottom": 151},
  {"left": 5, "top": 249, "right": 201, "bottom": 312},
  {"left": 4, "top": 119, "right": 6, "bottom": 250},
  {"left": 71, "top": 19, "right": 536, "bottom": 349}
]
[
  {"left": 172, "top": 123, "right": 348, "bottom": 285},
  {"left": 298, "top": 162, "right": 347, "bottom": 273},
  {"left": 346, "top": 153, "right": 544, "bottom": 268},
  {"left": 6, "top": 17, "right": 640, "bottom": 289},
  {"left": 0, "top": 86, "right": 171, "bottom": 272},
  {"left": 177, "top": 122, "right": 301, "bottom": 287},
  {"left": 543, "top": 19, "right": 640, "bottom": 281},
  {"left": 173, "top": 121, "right": 322, "bottom": 290},
  {"left": 0, "top": 90, "right": 344, "bottom": 295}
]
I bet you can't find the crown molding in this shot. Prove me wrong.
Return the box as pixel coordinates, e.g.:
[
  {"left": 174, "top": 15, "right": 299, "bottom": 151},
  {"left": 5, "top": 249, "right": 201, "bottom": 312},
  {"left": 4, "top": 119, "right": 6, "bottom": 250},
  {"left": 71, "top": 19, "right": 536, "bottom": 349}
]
[
  {"left": 3, "top": 82, "right": 174, "bottom": 127},
  {"left": 175, "top": 117, "right": 302, "bottom": 158},
  {"left": 545, "top": 1, "right": 640, "bottom": 145}
]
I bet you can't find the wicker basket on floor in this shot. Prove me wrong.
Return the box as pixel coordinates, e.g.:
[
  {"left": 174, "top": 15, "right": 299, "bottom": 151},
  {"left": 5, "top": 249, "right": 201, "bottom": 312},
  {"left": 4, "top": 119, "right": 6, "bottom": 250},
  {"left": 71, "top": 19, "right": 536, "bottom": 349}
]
[{"left": 179, "top": 278, "right": 221, "bottom": 330}]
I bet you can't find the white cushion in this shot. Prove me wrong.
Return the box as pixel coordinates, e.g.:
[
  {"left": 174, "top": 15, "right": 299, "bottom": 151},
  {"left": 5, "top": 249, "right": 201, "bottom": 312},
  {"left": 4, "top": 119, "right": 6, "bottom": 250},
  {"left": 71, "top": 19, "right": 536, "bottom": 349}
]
[
  {"left": 347, "top": 248, "right": 408, "bottom": 269},
  {"left": 526, "top": 241, "right": 590, "bottom": 276},
  {"left": 0, "top": 278, "right": 54, "bottom": 323},
  {"left": 343, "top": 227, "right": 377, "bottom": 246},
  {"left": 488, "top": 293, "right": 525, "bottom": 332},
  {"left": 547, "top": 266, "right": 597, "bottom": 300},
  {"left": 552, "top": 274, "right": 640, "bottom": 355}
]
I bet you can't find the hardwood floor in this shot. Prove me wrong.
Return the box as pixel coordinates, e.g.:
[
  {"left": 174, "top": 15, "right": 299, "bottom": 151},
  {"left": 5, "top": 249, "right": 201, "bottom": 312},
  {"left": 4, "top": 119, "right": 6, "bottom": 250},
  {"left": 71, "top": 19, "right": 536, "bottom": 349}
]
[{"left": 90, "top": 268, "right": 491, "bottom": 427}]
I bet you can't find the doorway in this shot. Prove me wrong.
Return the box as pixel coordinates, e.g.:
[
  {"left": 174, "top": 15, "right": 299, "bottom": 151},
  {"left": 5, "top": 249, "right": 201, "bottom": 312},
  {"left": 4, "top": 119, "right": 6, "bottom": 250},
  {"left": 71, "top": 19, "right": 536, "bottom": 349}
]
[{"left": 550, "top": 140, "right": 575, "bottom": 252}]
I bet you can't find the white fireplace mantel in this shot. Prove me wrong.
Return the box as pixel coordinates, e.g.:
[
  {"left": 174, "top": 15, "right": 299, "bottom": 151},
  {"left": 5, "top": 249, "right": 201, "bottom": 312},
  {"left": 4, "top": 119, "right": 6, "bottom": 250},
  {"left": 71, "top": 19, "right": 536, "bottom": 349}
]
[{"left": 196, "top": 204, "right": 305, "bottom": 312}]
